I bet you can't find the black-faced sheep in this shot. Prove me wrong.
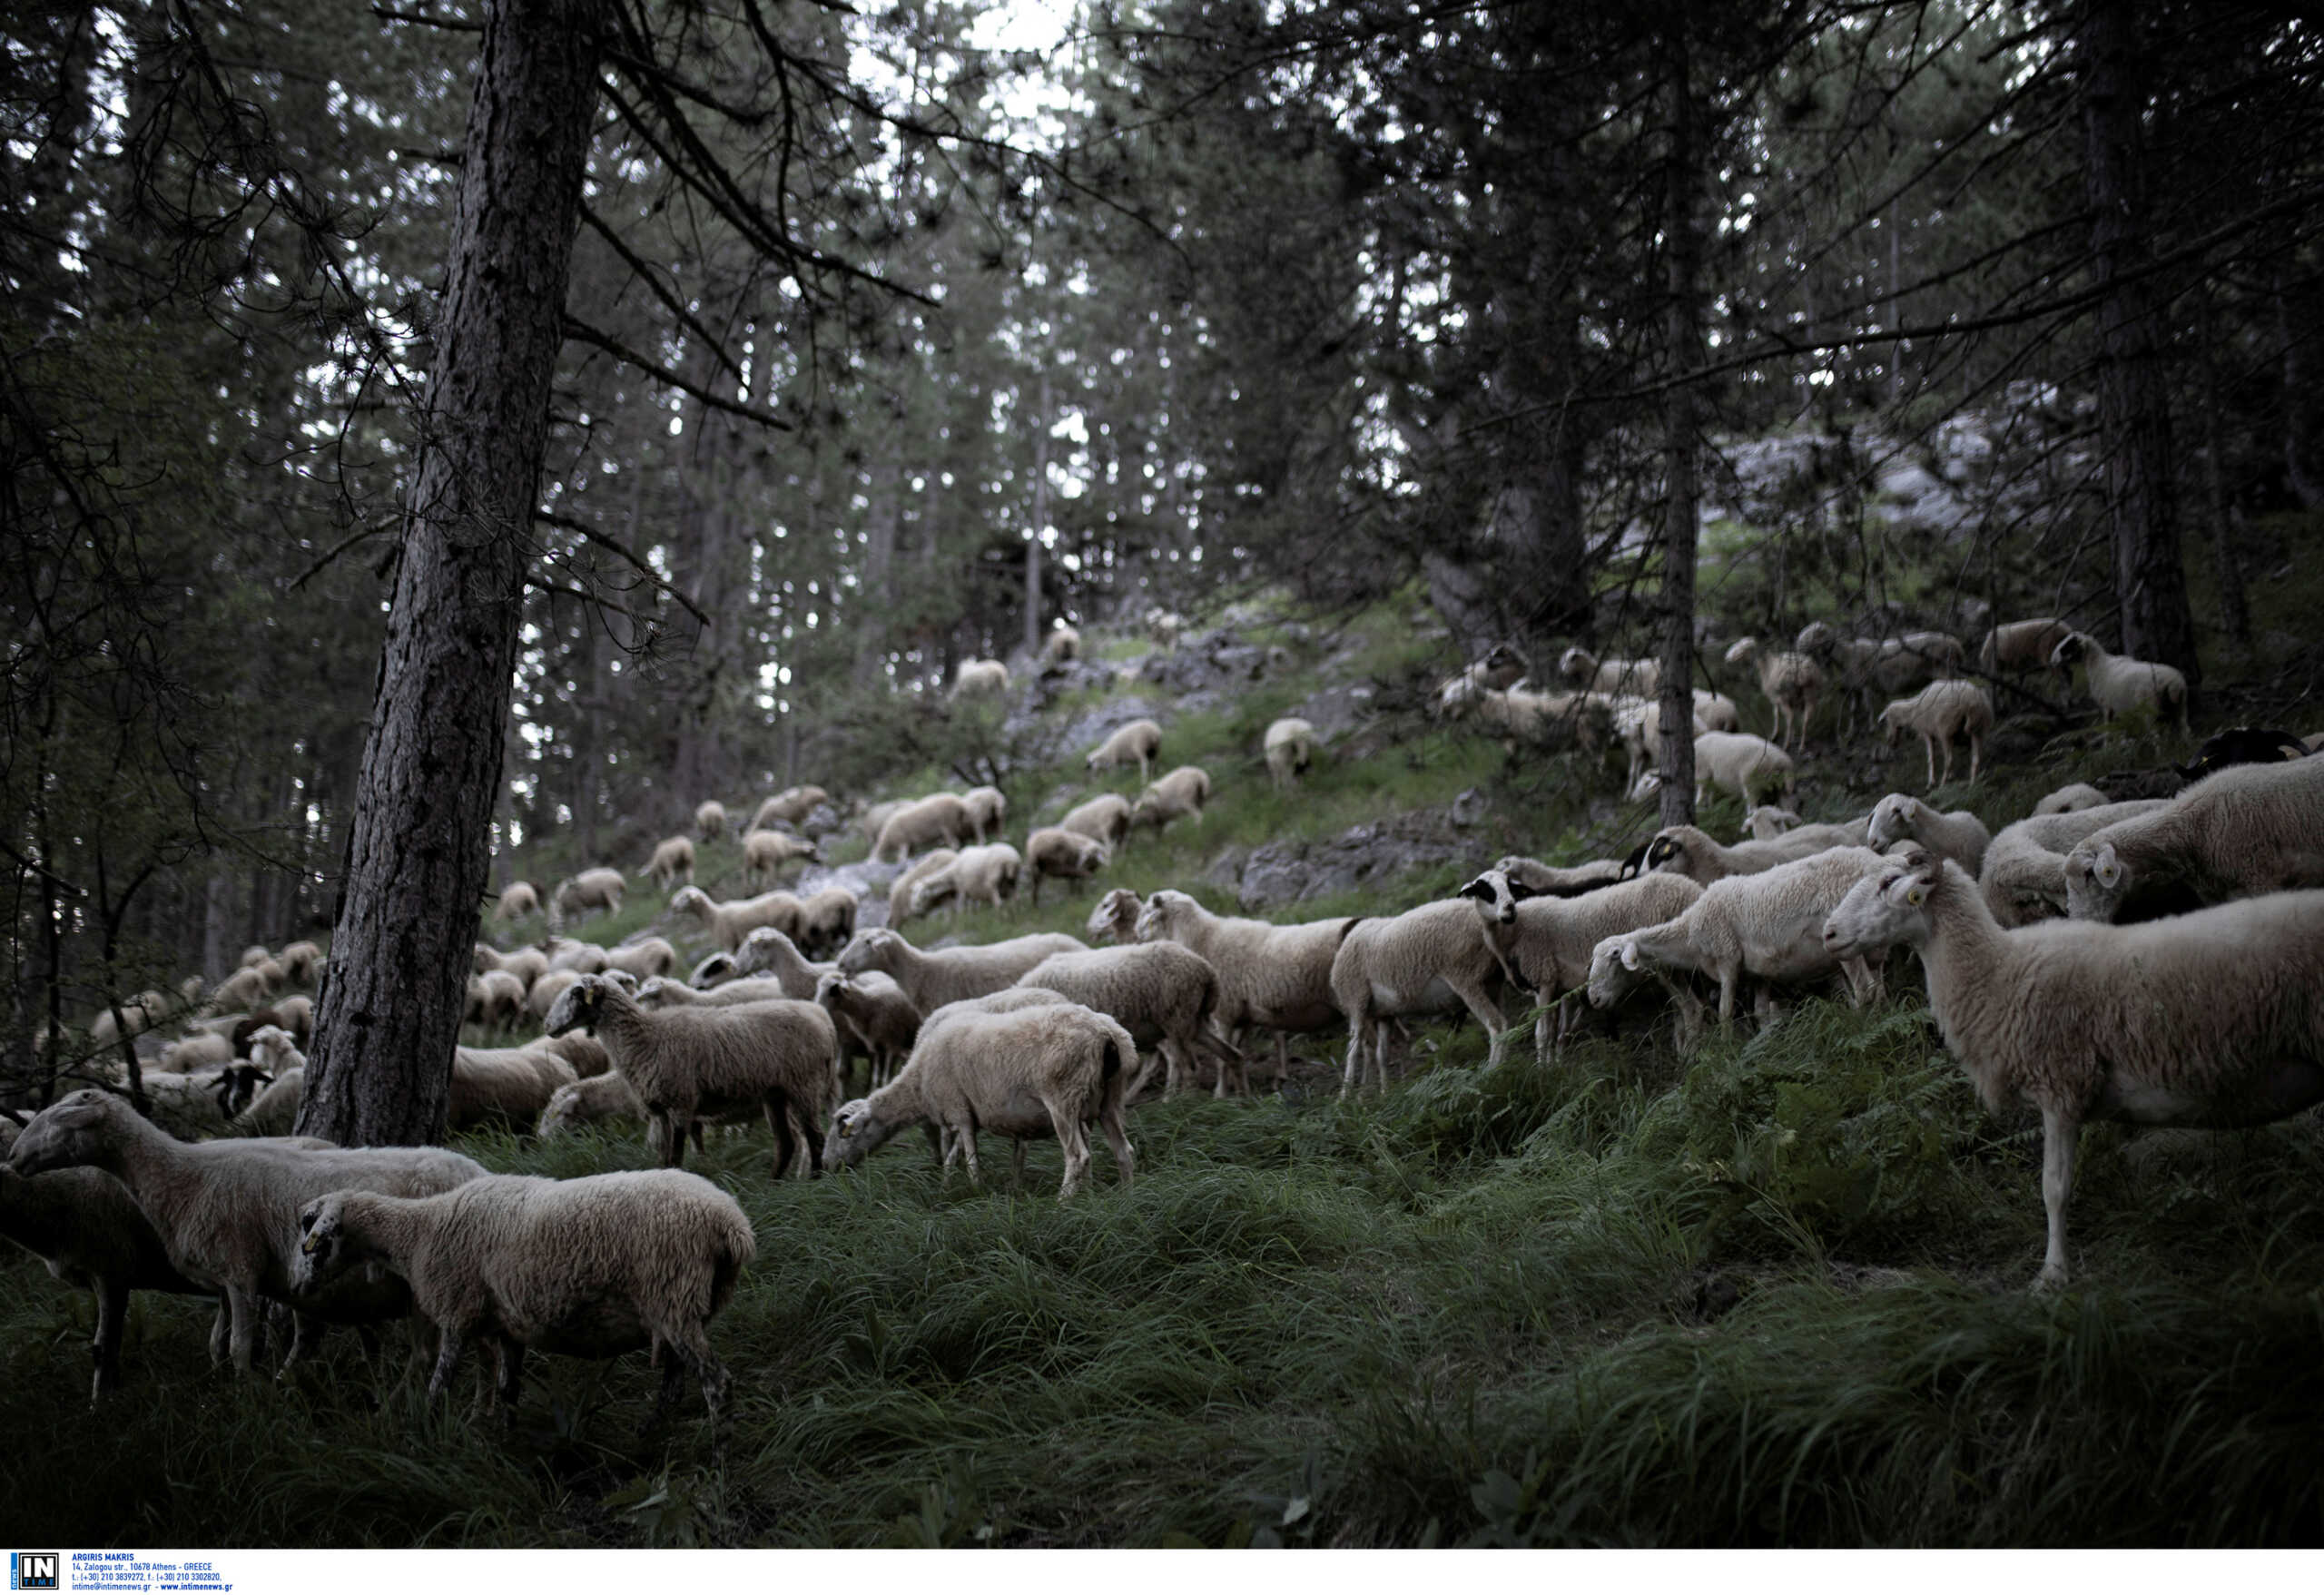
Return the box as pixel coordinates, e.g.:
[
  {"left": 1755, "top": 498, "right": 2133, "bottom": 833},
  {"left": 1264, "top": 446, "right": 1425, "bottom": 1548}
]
[{"left": 1458, "top": 868, "right": 1705, "bottom": 1057}]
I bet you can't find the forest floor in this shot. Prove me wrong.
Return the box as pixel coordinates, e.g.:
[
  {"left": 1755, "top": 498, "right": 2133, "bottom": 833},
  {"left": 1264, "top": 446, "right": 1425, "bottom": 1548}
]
[{"left": 6, "top": 557, "right": 2324, "bottom": 1547}]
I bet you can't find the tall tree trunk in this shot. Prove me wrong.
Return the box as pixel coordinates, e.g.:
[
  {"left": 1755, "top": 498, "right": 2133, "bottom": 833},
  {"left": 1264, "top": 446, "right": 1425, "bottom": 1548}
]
[
  {"left": 300, "top": 0, "right": 605, "bottom": 1147},
  {"left": 1656, "top": 11, "right": 1702, "bottom": 832},
  {"left": 1026, "top": 367, "right": 1052, "bottom": 660},
  {"left": 2275, "top": 266, "right": 2322, "bottom": 511},
  {"left": 2079, "top": 0, "right": 2199, "bottom": 684}
]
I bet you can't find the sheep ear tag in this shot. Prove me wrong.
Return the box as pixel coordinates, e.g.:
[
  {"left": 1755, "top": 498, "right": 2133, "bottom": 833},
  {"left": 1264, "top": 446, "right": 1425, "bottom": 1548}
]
[
  {"left": 300, "top": 1234, "right": 320, "bottom": 1255},
  {"left": 2094, "top": 846, "right": 2121, "bottom": 889},
  {"left": 1905, "top": 885, "right": 1925, "bottom": 907}
]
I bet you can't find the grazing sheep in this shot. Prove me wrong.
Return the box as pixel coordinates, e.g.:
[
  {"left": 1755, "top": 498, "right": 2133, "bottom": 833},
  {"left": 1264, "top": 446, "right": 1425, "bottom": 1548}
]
[
  {"left": 909, "top": 844, "right": 1022, "bottom": 917},
  {"left": 535, "top": 1070, "right": 648, "bottom": 1140},
  {"left": 603, "top": 937, "right": 678, "bottom": 981},
  {"left": 1459, "top": 869, "right": 1706, "bottom": 1057},
  {"left": 637, "top": 974, "right": 798, "bottom": 1010},
  {"left": 474, "top": 943, "right": 549, "bottom": 992},
  {"left": 1878, "top": 679, "right": 1994, "bottom": 789},
  {"left": 669, "top": 886, "right": 803, "bottom": 955},
  {"left": 291, "top": 1169, "right": 754, "bottom": 1435},
  {"left": 960, "top": 785, "right": 1009, "bottom": 845},
  {"left": 1043, "top": 624, "right": 1081, "bottom": 663},
  {"left": 466, "top": 970, "right": 528, "bottom": 1029},
  {"left": 2034, "top": 783, "right": 2111, "bottom": 816},
  {"left": 545, "top": 975, "right": 840, "bottom": 1179},
  {"left": 202, "top": 968, "right": 270, "bottom": 1018},
  {"left": 1493, "top": 856, "right": 1626, "bottom": 897},
  {"left": 277, "top": 941, "right": 324, "bottom": 987},
  {"left": 553, "top": 868, "right": 627, "bottom": 922},
  {"left": 795, "top": 886, "right": 859, "bottom": 959},
  {"left": 814, "top": 970, "right": 920, "bottom": 1088},
  {"left": 1640, "top": 822, "right": 1852, "bottom": 888},
  {"left": 156, "top": 1032, "right": 234, "bottom": 1073},
  {"left": 1738, "top": 807, "right": 1873, "bottom": 850},
  {"left": 1329, "top": 900, "right": 1512, "bottom": 1094},
  {"left": 2175, "top": 726, "right": 2309, "bottom": 783},
  {"left": 694, "top": 800, "right": 727, "bottom": 841},
  {"left": 1558, "top": 647, "right": 1660, "bottom": 697},
  {"left": 1978, "top": 617, "right": 2073, "bottom": 679},
  {"left": 1134, "top": 890, "right": 1355, "bottom": 1090},
  {"left": 645, "top": 836, "right": 695, "bottom": 891},
  {"left": 1265, "top": 717, "right": 1318, "bottom": 790},
  {"left": 1016, "top": 942, "right": 1239, "bottom": 1098},
  {"left": 239, "top": 944, "right": 271, "bottom": 970},
  {"left": 836, "top": 927, "right": 1089, "bottom": 1014},
  {"left": 1723, "top": 637, "right": 1824, "bottom": 751},
  {"left": 544, "top": 937, "right": 610, "bottom": 975},
  {"left": 741, "top": 827, "right": 819, "bottom": 889},
  {"left": 1025, "top": 827, "right": 1110, "bottom": 906},
  {"left": 2050, "top": 632, "right": 2191, "bottom": 734},
  {"left": 823, "top": 1001, "right": 1137, "bottom": 1198},
  {"left": 1797, "top": 624, "right": 1966, "bottom": 733},
  {"left": 448, "top": 1045, "right": 580, "bottom": 1134},
  {"left": 1087, "top": 886, "right": 1143, "bottom": 944},
  {"left": 2062, "top": 754, "right": 2324, "bottom": 922},
  {"left": 1145, "top": 607, "right": 1186, "bottom": 651},
  {"left": 1087, "top": 718, "right": 1164, "bottom": 784},
  {"left": 1438, "top": 679, "right": 1610, "bottom": 752},
  {"left": 856, "top": 798, "right": 908, "bottom": 850},
  {"left": 1589, "top": 846, "right": 1891, "bottom": 1026},
  {"left": 688, "top": 952, "right": 740, "bottom": 988},
  {"left": 8, "top": 1091, "right": 484, "bottom": 1374},
  {"left": 1130, "top": 765, "right": 1212, "bottom": 834},
  {"left": 1822, "top": 858, "right": 2324, "bottom": 1289},
  {"left": 950, "top": 658, "right": 1010, "bottom": 701},
  {"left": 130, "top": 1066, "right": 277, "bottom": 1142},
  {"left": 1690, "top": 689, "right": 1744, "bottom": 734},
  {"left": 1060, "top": 793, "right": 1133, "bottom": 851},
  {"left": 1866, "top": 793, "right": 1993, "bottom": 874},
  {"left": 886, "top": 849, "right": 960, "bottom": 930},
  {"left": 1680, "top": 730, "right": 1796, "bottom": 808},
  {"left": 527, "top": 970, "right": 581, "bottom": 1023},
  {"left": 751, "top": 786, "right": 830, "bottom": 832},
  {"left": 1434, "top": 645, "right": 1531, "bottom": 712},
  {"left": 1, "top": 1157, "right": 213, "bottom": 1399},
  {"left": 227, "top": 1068, "right": 303, "bottom": 1138},
  {"left": 873, "top": 793, "right": 972, "bottom": 863},
  {"left": 1978, "top": 801, "right": 2171, "bottom": 928},
  {"left": 493, "top": 882, "right": 543, "bottom": 923}
]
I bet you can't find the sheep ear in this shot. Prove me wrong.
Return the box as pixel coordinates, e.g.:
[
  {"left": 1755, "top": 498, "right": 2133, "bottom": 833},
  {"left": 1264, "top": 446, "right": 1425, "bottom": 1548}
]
[
  {"left": 1619, "top": 940, "right": 1640, "bottom": 971},
  {"left": 1457, "top": 876, "right": 1496, "bottom": 903},
  {"left": 1505, "top": 879, "right": 1541, "bottom": 902},
  {"left": 2093, "top": 844, "right": 2121, "bottom": 888}
]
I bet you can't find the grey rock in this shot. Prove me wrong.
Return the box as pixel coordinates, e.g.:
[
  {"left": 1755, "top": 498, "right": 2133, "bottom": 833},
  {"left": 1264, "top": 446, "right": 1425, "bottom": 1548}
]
[
  {"left": 1449, "top": 787, "right": 1489, "bottom": 828},
  {"left": 1228, "top": 813, "right": 1485, "bottom": 911}
]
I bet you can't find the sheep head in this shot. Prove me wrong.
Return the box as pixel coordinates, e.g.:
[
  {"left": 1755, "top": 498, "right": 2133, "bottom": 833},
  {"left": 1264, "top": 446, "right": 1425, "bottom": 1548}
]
[
  {"left": 1722, "top": 637, "right": 1758, "bottom": 668},
  {"left": 1087, "top": 887, "right": 1140, "bottom": 944},
  {"left": 1642, "top": 832, "right": 1690, "bottom": 874},
  {"left": 1457, "top": 869, "right": 1538, "bottom": 927},
  {"left": 1585, "top": 937, "right": 1648, "bottom": 1009},
  {"left": 1866, "top": 794, "right": 1921, "bottom": 850},
  {"left": 543, "top": 974, "right": 609, "bottom": 1037},
  {"left": 835, "top": 929, "right": 898, "bottom": 975},
  {"left": 293, "top": 1192, "right": 380, "bottom": 1293},
  {"left": 823, "top": 1098, "right": 901, "bottom": 1169},
  {"left": 2049, "top": 633, "right": 2093, "bottom": 670},
  {"left": 2062, "top": 840, "right": 2129, "bottom": 922},
  {"left": 8, "top": 1089, "right": 126, "bottom": 1175},
  {"left": 1822, "top": 861, "right": 1941, "bottom": 960}
]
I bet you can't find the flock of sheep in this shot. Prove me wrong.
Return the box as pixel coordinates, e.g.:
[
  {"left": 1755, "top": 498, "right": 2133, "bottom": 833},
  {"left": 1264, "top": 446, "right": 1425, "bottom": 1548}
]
[{"left": 6, "top": 605, "right": 2320, "bottom": 1447}]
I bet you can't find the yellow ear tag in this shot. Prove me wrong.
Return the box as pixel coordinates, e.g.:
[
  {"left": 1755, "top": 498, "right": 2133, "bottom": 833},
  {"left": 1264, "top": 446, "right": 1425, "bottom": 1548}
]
[
  {"left": 300, "top": 1235, "right": 319, "bottom": 1255},
  {"left": 1905, "top": 886, "right": 1925, "bottom": 906}
]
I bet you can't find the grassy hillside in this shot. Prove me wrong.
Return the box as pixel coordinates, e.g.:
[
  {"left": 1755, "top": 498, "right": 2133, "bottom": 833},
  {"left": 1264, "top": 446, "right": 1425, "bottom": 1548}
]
[{"left": 6, "top": 580, "right": 2324, "bottom": 1548}]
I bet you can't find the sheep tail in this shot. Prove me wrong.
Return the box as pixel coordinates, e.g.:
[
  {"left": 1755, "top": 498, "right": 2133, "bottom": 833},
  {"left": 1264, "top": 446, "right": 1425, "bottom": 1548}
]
[{"left": 1101, "top": 1036, "right": 1130, "bottom": 1083}]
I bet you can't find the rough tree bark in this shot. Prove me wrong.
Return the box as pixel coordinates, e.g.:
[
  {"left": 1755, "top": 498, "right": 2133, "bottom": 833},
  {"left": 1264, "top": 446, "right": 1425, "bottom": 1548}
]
[
  {"left": 1656, "top": 9, "right": 1702, "bottom": 832},
  {"left": 300, "top": 0, "right": 606, "bottom": 1147},
  {"left": 2079, "top": 0, "right": 2200, "bottom": 684}
]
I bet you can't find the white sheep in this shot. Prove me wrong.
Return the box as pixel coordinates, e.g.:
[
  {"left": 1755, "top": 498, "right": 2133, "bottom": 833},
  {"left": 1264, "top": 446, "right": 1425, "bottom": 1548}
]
[
  {"left": 1866, "top": 793, "right": 1993, "bottom": 874},
  {"left": 1639, "top": 822, "right": 1851, "bottom": 887},
  {"left": 1145, "top": 607, "right": 1185, "bottom": 651},
  {"left": 552, "top": 868, "right": 627, "bottom": 922},
  {"left": 1458, "top": 868, "right": 1705, "bottom": 1057},
  {"left": 1878, "top": 679, "right": 1994, "bottom": 789},
  {"left": 1797, "top": 624, "right": 1966, "bottom": 733},
  {"left": 2062, "top": 754, "right": 2324, "bottom": 922},
  {"left": 1977, "top": 800, "right": 2170, "bottom": 928},
  {"left": 1821, "top": 857, "right": 2324, "bottom": 1289},
  {"left": 1685, "top": 730, "right": 1796, "bottom": 808},
  {"left": 694, "top": 800, "right": 727, "bottom": 841},
  {"left": 448, "top": 1045, "right": 580, "bottom": 1133},
  {"left": 1722, "top": 637, "right": 1823, "bottom": 751},
  {"left": 8, "top": 1090, "right": 484, "bottom": 1374},
  {"left": 543, "top": 936, "right": 610, "bottom": 975},
  {"left": 638, "top": 974, "right": 799, "bottom": 1009},
  {"left": 1977, "top": 617, "right": 2073, "bottom": 679},
  {"left": 669, "top": 886, "right": 803, "bottom": 954},
  {"left": 1059, "top": 793, "right": 1133, "bottom": 851},
  {"left": 1436, "top": 643, "right": 1530, "bottom": 705},
  {"left": 1087, "top": 886, "right": 1143, "bottom": 944},
  {"left": 1738, "top": 806, "right": 1872, "bottom": 849},
  {"left": 795, "top": 885, "right": 858, "bottom": 958},
  {"left": 1329, "top": 899, "right": 1512, "bottom": 1094},
  {"left": 645, "top": 836, "right": 695, "bottom": 891},
  {"left": 1134, "top": 890, "right": 1354, "bottom": 1091},
  {"left": 909, "top": 843, "right": 1022, "bottom": 917},
  {"left": 2034, "top": 782, "right": 2111, "bottom": 815},
  {"left": 465, "top": 970, "right": 528, "bottom": 1029},
  {"left": 1087, "top": 718, "right": 1164, "bottom": 784},
  {"left": 1589, "top": 846, "right": 1891, "bottom": 1025},
  {"left": 527, "top": 970, "right": 581, "bottom": 1023},
  {"left": 742, "top": 827, "right": 818, "bottom": 888},
  {"left": 1025, "top": 828, "right": 1110, "bottom": 906},
  {"left": 535, "top": 1070, "right": 648, "bottom": 1141},
  {"left": 492, "top": 882, "right": 542, "bottom": 923},
  {"left": 1015, "top": 941, "right": 1239, "bottom": 1098},
  {"left": 751, "top": 785, "right": 829, "bottom": 832},
  {"left": 835, "top": 927, "right": 1089, "bottom": 1013},
  {"left": 474, "top": 942, "right": 549, "bottom": 991},
  {"left": 822, "top": 1000, "right": 1137, "bottom": 1198},
  {"left": 856, "top": 798, "right": 908, "bottom": 849},
  {"left": 814, "top": 970, "right": 920, "bottom": 1088},
  {"left": 955, "top": 784, "right": 1007, "bottom": 844},
  {"left": 277, "top": 941, "right": 324, "bottom": 987},
  {"left": 1130, "top": 765, "right": 1211, "bottom": 834},
  {"left": 604, "top": 936, "right": 678, "bottom": 981},
  {"left": 885, "top": 848, "right": 960, "bottom": 930},
  {"left": 1043, "top": 624, "right": 1081, "bottom": 663},
  {"left": 2050, "top": 632, "right": 2191, "bottom": 734},
  {"left": 1264, "top": 717, "right": 1318, "bottom": 790},
  {"left": 1492, "top": 855, "right": 1626, "bottom": 897},
  {"left": 1558, "top": 647, "right": 1660, "bottom": 697},
  {"left": 950, "top": 658, "right": 1010, "bottom": 701},
  {"left": 291, "top": 1169, "right": 755, "bottom": 1433},
  {"left": 1612, "top": 699, "right": 1709, "bottom": 798},
  {"left": 873, "top": 793, "right": 972, "bottom": 863},
  {"left": 545, "top": 974, "right": 840, "bottom": 1179},
  {"left": 1439, "top": 679, "right": 1608, "bottom": 752}
]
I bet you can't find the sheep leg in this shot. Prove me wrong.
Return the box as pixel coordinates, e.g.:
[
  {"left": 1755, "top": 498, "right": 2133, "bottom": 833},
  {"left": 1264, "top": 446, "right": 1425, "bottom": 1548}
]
[
  {"left": 1340, "top": 1012, "right": 1370, "bottom": 1098},
  {"left": 656, "top": 1110, "right": 689, "bottom": 1168},
  {"left": 1045, "top": 1099, "right": 1092, "bottom": 1198},
  {"left": 494, "top": 1337, "right": 526, "bottom": 1424},
  {"left": 1097, "top": 1103, "right": 1136, "bottom": 1187},
  {"left": 1274, "top": 1033, "right": 1292, "bottom": 1092},
  {"left": 225, "top": 1285, "right": 261, "bottom": 1376},
  {"left": 1445, "top": 978, "right": 1510, "bottom": 1069},
  {"left": 1969, "top": 733, "right": 1983, "bottom": 785},
  {"left": 91, "top": 1275, "right": 128, "bottom": 1401},
  {"left": 764, "top": 1098, "right": 800, "bottom": 1180},
  {"left": 956, "top": 1127, "right": 982, "bottom": 1186},
  {"left": 426, "top": 1325, "right": 466, "bottom": 1402},
  {"left": 2036, "top": 1104, "right": 2078, "bottom": 1293}
]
